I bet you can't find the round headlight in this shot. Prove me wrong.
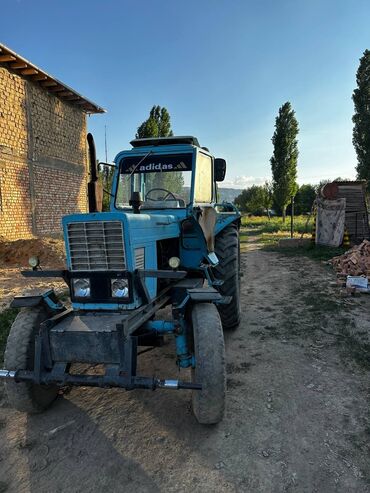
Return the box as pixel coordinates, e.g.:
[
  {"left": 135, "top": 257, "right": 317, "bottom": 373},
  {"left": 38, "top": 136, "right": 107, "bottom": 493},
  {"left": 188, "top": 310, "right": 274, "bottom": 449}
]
[
  {"left": 73, "top": 278, "right": 90, "bottom": 297},
  {"left": 169, "top": 256, "right": 180, "bottom": 269},
  {"left": 29, "top": 256, "right": 40, "bottom": 268},
  {"left": 111, "top": 279, "right": 129, "bottom": 298}
]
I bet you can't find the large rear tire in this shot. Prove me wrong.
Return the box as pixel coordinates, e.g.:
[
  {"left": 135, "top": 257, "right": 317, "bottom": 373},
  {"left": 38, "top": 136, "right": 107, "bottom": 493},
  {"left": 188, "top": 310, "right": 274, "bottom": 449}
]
[
  {"left": 214, "top": 222, "right": 241, "bottom": 330},
  {"left": 191, "top": 303, "right": 226, "bottom": 424},
  {"left": 4, "top": 307, "right": 58, "bottom": 413}
]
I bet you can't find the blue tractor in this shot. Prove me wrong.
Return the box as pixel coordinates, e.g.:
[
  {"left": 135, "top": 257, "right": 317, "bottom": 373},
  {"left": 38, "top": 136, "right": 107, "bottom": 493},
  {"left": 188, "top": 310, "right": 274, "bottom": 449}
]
[{"left": 0, "top": 135, "right": 240, "bottom": 424}]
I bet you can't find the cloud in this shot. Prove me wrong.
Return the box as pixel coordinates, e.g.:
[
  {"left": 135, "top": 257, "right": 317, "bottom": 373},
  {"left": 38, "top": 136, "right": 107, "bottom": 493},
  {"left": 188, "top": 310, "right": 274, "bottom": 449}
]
[{"left": 221, "top": 175, "right": 268, "bottom": 189}]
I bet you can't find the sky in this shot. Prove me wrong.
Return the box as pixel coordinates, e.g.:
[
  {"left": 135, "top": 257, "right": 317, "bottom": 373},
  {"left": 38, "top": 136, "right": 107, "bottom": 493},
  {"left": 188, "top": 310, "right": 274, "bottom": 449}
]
[{"left": 1, "top": 0, "right": 369, "bottom": 188}]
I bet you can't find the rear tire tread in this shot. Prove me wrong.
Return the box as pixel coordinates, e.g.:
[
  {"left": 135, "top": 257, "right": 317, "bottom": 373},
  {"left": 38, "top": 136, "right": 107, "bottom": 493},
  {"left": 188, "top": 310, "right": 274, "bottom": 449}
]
[{"left": 214, "top": 223, "right": 241, "bottom": 330}]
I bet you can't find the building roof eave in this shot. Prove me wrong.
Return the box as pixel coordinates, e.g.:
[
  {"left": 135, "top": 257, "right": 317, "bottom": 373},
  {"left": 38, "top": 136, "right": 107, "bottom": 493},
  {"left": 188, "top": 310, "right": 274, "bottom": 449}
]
[{"left": 0, "top": 43, "right": 106, "bottom": 114}]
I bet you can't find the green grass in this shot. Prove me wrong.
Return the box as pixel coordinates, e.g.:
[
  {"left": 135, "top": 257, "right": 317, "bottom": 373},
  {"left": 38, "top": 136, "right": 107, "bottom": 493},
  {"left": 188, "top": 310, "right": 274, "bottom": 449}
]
[
  {"left": 264, "top": 242, "right": 346, "bottom": 261},
  {"left": 240, "top": 215, "right": 346, "bottom": 260},
  {"left": 241, "top": 214, "right": 311, "bottom": 234},
  {"left": 240, "top": 214, "right": 312, "bottom": 249},
  {"left": 0, "top": 308, "right": 18, "bottom": 364}
]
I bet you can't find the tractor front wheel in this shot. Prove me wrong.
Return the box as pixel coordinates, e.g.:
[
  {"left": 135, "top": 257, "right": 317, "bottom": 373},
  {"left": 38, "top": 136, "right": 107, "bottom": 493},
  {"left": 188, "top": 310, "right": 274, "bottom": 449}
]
[
  {"left": 191, "top": 303, "right": 226, "bottom": 424},
  {"left": 4, "top": 307, "right": 59, "bottom": 413}
]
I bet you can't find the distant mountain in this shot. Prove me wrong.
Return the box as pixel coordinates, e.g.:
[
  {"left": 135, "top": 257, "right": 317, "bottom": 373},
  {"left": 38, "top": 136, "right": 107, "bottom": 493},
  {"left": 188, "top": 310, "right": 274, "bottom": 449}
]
[{"left": 217, "top": 188, "right": 241, "bottom": 203}]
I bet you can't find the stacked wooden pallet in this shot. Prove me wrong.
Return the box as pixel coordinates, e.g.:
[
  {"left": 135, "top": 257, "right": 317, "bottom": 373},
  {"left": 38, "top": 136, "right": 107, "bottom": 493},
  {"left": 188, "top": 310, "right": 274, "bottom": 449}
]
[{"left": 335, "top": 181, "right": 370, "bottom": 242}]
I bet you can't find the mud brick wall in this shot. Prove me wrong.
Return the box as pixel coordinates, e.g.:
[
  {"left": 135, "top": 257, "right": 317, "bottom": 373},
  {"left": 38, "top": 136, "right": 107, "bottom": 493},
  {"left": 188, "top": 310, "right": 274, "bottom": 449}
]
[{"left": 0, "top": 67, "right": 88, "bottom": 239}]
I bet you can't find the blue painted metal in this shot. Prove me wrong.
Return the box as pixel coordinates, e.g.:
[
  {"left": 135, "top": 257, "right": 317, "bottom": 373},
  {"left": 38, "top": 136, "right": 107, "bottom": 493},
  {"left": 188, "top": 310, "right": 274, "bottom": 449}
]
[
  {"left": 179, "top": 216, "right": 211, "bottom": 269},
  {"left": 11, "top": 289, "right": 65, "bottom": 311},
  {"left": 42, "top": 291, "right": 64, "bottom": 311},
  {"left": 62, "top": 211, "right": 180, "bottom": 309},
  {"left": 175, "top": 332, "right": 193, "bottom": 368},
  {"left": 143, "top": 320, "right": 176, "bottom": 333},
  {"left": 141, "top": 318, "right": 193, "bottom": 367},
  {"left": 142, "top": 319, "right": 192, "bottom": 367},
  {"left": 72, "top": 301, "right": 139, "bottom": 311},
  {"left": 214, "top": 206, "right": 241, "bottom": 236}
]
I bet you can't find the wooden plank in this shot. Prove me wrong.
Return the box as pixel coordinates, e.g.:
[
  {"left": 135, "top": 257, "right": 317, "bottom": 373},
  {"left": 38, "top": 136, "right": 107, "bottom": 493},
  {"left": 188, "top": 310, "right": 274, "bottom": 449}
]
[
  {"left": 48, "top": 86, "right": 65, "bottom": 92},
  {"left": 32, "top": 74, "right": 48, "bottom": 81},
  {"left": 10, "top": 62, "right": 28, "bottom": 69},
  {"left": 58, "top": 91, "right": 74, "bottom": 97},
  {"left": 63, "top": 95, "right": 80, "bottom": 101},
  {"left": 40, "top": 80, "right": 58, "bottom": 87},
  {"left": 21, "top": 68, "right": 38, "bottom": 75},
  {"left": 0, "top": 55, "right": 16, "bottom": 62}
]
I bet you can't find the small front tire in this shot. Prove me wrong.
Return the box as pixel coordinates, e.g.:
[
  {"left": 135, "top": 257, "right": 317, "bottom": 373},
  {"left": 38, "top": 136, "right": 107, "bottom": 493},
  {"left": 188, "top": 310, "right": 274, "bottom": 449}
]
[
  {"left": 4, "top": 307, "right": 58, "bottom": 413},
  {"left": 191, "top": 303, "right": 226, "bottom": 424}
]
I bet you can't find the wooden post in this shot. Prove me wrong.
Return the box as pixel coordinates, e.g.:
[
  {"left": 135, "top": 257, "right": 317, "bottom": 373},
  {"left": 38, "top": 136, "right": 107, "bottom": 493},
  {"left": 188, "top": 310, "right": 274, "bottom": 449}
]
[{"left": 290, "top": 195, "right": 295, "bottom": 238}]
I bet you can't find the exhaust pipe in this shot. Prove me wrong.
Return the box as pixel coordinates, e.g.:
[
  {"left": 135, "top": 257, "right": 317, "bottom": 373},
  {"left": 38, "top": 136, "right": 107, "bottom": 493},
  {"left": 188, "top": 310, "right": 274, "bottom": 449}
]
[{"left": 87, "top": 133, "right": 103, "bottom": 212}]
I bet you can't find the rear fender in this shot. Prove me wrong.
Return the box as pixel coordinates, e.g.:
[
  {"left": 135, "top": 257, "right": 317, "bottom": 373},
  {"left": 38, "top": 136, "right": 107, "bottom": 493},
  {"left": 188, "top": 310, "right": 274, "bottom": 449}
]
[{"left": 214, "top": 206, "right": 240, "bottom": 236}]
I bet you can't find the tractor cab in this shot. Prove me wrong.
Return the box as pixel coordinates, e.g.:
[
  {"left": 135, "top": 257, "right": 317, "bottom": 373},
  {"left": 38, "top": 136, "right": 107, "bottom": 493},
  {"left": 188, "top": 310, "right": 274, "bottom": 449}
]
[{"left": 112, "top": 136, "right": 225, "bottom": 213}]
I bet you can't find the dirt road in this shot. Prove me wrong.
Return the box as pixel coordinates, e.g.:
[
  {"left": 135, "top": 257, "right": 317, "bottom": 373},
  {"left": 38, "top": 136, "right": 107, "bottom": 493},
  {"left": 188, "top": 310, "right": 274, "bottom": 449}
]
[{"left": 1, "top": 247, "right": 370, "bottom": 492}]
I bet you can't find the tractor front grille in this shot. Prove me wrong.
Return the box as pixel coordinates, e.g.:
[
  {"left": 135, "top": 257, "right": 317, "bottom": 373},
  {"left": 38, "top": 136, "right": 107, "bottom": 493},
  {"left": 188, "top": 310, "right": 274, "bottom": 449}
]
[{"left": 67, "top": 221, "right": 126, "bottom": 271}]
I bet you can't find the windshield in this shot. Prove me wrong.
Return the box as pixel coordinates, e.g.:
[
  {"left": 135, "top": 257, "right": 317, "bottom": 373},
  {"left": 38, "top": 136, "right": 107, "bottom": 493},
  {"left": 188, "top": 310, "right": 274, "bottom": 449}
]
[{"left": 116, "top": 153, "right": 192, "bottom": 209}]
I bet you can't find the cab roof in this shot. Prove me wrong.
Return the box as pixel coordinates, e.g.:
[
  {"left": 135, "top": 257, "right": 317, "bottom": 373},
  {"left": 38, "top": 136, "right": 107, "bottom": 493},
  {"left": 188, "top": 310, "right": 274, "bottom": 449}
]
[{"left": 130, "top": 136, "right": 200, "bottom": 148}]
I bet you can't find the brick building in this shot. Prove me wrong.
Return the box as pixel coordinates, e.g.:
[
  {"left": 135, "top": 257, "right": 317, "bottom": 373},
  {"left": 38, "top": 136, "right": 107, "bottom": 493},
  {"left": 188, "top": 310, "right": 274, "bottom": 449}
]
[{"left": 0, "top": 43, "right": 104, "bottom": 240}]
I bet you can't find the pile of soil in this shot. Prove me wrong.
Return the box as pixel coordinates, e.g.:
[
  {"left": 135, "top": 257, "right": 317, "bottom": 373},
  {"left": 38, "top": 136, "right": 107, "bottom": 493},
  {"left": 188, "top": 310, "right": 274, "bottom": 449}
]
[
  {"left": 330, "top": 239, "right": 370, "bottom": 277},
  {"left": 0, "top": 237, "right": 66, "bottom": 268}
]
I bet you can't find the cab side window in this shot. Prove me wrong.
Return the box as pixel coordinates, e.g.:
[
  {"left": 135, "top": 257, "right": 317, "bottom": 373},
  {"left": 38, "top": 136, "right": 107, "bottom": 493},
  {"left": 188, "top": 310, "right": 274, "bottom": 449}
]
[{"left": 194, "top": 153, "right": 212, "bottom": 203}]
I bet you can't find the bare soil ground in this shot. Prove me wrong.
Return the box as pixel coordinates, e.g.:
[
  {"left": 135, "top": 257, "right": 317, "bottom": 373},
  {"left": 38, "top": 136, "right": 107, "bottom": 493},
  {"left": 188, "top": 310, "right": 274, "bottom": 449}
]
[
  {"left": 0, "top": 238, "right": 66, "bottom": 312},
  {"left": 1, "top": 241, "right": 370, "bottom": 492},
  {"left": 0, "top": 237, "right": 65, "bottom": 269}
]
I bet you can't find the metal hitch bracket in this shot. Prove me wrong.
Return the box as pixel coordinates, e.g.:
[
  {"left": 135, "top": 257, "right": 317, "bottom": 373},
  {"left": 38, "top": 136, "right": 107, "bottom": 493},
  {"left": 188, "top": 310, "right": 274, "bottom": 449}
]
[{"left": 0, "top": 369, "right": 201, "bottom": 391}]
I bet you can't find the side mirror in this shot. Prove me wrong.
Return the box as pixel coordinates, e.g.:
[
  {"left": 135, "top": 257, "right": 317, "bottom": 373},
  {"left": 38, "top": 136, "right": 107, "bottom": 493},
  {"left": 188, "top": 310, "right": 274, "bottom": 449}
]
[{"left": 214, "top": 158, "right": 226, "bottom": 182}]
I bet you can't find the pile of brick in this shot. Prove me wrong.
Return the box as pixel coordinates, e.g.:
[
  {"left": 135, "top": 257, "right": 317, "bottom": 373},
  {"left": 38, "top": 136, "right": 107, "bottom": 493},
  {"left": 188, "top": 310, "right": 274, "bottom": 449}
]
[{"left": 330, "top": 240, "right": 370, "bottom": 277}]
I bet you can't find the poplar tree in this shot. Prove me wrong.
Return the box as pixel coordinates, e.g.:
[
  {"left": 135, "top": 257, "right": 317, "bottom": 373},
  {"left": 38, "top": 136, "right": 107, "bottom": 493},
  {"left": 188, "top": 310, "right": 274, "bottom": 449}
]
[
  {"left": 270, "top": 102, "right": 299, "bottom": 221},
  {"left": 353, "top": 50, "right": 370, "bottom": 189},
  {"left": 135, "top": 106, "right": 183, "bottom": 194},
  {"left": 136, "top": 105, "right": 173, "bottom": 138}
]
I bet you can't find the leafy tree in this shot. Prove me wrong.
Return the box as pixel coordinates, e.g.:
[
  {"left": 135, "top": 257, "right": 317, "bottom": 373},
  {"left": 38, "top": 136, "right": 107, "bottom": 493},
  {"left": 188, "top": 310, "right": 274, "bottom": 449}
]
[
  {"left": 234, "top": 185, "right": 270, "bottom": 215},
  {"left": 261, "top": 181, "right": 273, "bottom": 218},
  {"left": 245, "top": 186, "right": 265, "bottom": 215},
  {"left": 136, "top": 105, "right": 173, "bottom": 139},
  {"left": 135, "top": 105, "right": 184, "bottom": 195},
  {"left": 353, "top": 50, "right": 370, "bottom": 190},
  {"left": 270, "top": 102, "right": 299, "bottom": 221},
  {"left": 234, "top": 189, "right": 250, "bottom": 212},
  {"left": 293, "top": 184, "right": 316, "bottom": 214}
]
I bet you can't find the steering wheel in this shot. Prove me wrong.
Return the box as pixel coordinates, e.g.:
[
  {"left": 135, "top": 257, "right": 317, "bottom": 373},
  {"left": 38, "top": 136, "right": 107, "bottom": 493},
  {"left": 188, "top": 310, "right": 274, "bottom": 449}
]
[{"left": 145, "top": 188, "right": 177, "bottom": 201}]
